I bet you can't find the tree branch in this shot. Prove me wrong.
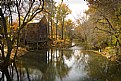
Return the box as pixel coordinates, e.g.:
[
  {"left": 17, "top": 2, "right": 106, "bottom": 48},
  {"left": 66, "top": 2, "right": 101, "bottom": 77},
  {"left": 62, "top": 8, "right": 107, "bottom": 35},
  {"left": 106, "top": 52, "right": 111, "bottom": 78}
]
[{"left": 95, "top": 26, "right": 113, "bottom": 34}]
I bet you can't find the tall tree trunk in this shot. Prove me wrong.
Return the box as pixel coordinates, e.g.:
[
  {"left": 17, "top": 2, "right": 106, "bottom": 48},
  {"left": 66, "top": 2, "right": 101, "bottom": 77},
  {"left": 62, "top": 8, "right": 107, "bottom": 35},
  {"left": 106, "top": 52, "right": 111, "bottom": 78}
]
[
  {"left": 50, "top": 0, "right": 54, "bottom": 39},
  {"left": 61, "top": 17, "right": 64, "bottom": 40},
  {"left": 48, "top": 14, "right": 50, "bottom": 38},
  {"left": 56, "top": 17, "right": 58, "bottom": 39},
  {"left": 0, "top": 8, "right": 12, "bottom": 64},
  {"left": 50, "top": 17, "right": 53, "bottom": 39}
]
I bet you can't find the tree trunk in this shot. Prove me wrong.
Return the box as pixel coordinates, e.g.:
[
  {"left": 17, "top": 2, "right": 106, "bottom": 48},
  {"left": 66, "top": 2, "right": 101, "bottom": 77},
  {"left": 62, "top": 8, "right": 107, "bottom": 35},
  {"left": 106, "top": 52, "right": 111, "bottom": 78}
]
[
  {"left": 62, "top": 17, "right": 64, "bottom": 40},
  {"left": 56, "top": 17, "right": 58, "bottom": 39},
  {"left": 0, "top": 8, "right": 12, "bottom": 63}
]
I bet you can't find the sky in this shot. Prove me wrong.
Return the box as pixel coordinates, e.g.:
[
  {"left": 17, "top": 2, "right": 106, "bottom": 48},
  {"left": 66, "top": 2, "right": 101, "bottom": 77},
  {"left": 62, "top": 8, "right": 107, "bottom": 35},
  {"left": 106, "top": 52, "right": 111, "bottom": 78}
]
[{"left": 54, "top": 0, "right": 89, "bottom": 21}]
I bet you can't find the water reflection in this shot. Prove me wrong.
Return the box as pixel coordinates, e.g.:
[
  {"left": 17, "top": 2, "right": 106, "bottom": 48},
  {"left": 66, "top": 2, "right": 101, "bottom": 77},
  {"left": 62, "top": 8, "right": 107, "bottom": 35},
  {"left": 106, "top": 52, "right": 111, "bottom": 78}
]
[{"left": 1, "top": 47, "right": 121, "bottom": 81}]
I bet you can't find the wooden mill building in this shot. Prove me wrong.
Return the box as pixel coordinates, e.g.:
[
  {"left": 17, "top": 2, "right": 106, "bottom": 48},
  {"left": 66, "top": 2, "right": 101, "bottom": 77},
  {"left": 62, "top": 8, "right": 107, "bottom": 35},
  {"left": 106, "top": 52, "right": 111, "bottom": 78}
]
[{"left": 20, "top": 16, "right": 48, "bottom": 49}]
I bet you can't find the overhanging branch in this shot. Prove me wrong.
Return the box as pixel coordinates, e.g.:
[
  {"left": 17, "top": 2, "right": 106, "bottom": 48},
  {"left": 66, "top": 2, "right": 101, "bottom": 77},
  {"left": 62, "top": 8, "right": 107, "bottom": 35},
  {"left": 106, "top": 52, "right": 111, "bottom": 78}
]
[{"left": 95, "top": 26, "right": 113, "bottom": 34}]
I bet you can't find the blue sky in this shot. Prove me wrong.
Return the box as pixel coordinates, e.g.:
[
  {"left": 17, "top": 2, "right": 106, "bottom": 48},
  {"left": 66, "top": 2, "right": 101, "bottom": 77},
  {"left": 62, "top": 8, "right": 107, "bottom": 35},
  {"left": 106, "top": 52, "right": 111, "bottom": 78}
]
[{"left": 54, "top": 0, "right": 88, "bottom": 21}]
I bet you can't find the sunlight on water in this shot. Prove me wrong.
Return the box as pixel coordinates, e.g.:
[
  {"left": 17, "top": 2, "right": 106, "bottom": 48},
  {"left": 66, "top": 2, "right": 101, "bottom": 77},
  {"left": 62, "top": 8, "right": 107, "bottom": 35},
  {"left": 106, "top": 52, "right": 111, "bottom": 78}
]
[
  {"left": 69, "top": 46, "right": 83, "bottom": 50},
  {"left": 72, "top": 42, "right": 75, "bottom": 46},
  {"left": 45, "top": 47, "right": 89, "bottom": 81},
  {"left": 63, "top": 49, "right": 89, "bottom": 81}
]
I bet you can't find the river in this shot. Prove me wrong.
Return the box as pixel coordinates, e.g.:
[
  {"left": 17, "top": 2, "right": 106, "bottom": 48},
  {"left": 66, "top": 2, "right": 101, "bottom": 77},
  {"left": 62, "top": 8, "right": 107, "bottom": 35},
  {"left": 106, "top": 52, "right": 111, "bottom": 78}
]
[{"left": 1, "top": 45, "right": 121, "bottom": 81}]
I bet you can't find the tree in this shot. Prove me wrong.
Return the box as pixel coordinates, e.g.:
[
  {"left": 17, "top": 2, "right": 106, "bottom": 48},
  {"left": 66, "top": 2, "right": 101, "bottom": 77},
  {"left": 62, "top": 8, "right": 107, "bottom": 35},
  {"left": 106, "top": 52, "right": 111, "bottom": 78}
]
[
  {"left": 75, "top": 15, "right": 97, "bottom": 46},
  {"left": 64, "top": 19, "right": 75, "bottom": 39},
  {"left": 0, "top": 0, "right": 44, "bottom": 80},
  {"left": 43, "top": 2, "right": 71, "bottom": 41},
  {"left": 56, "top": 3, "right": 71, "bottom": 40},
  {"left": 86, "top": 0, "right": 121, "bottom": 46}
]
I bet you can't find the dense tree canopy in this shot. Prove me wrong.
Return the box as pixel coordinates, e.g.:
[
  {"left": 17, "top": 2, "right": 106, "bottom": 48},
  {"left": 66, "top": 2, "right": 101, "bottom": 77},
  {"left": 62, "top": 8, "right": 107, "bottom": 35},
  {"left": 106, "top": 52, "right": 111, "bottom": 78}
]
[{"left": 75, "top": 0, "right": 121, "bottom": 48}]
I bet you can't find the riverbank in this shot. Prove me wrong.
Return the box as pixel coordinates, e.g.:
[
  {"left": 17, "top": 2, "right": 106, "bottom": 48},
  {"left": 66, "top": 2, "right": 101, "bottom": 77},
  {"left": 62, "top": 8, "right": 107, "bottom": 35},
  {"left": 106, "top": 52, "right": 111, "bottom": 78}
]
[
  {"left": 10, "top": 47, "right": 28, "bottom": 59},
  {"left": 0, "top": 47, "right": 28, "bottom": 59},
  {"left": 95, "top": 46, "right": 121, "bottom": 63},
  {"left": 48, "top": 39, "right": 72, "bottom": 48}
]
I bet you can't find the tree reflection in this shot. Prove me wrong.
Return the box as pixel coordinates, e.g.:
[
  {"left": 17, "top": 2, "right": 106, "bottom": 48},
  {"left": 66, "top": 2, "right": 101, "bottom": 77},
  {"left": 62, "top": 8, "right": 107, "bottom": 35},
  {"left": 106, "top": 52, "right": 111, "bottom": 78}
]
[
  {"left": 81, "top": 51, "right": 121, "bottom": 81},
  {"left": 1, "top": 48, "right": 121, "bottom": 81},
  {"left": 0, "top": 61, "right": 21, "bottom": 81},
  {"left": 0, "top": 48, "right": 71, "bottom": 81},
  {"left": 42, "top": 49, "right": 71, "bottom": 81},
  {"left": 0, "top": 49, "right": 47, "bottom": 81}
]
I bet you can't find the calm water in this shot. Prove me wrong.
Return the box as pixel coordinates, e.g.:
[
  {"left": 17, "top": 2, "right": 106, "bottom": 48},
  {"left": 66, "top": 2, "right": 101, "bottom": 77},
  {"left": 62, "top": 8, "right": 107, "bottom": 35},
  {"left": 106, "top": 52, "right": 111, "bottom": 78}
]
[{"left": 1, "top": 46, "right": 121, "bottom": 81}]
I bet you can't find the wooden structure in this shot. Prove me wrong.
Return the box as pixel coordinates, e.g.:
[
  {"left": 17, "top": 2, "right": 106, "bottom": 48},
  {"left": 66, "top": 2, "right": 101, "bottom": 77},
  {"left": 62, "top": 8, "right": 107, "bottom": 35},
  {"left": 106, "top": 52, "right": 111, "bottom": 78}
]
[{"left": 20, "top": 16, "right": 48, "bottom": 49}]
